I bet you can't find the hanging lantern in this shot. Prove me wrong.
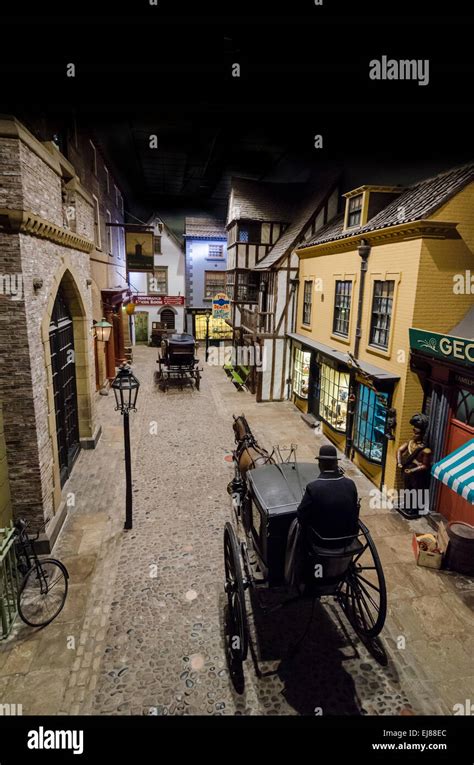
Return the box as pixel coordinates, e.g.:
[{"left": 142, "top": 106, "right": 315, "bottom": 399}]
[
  {"left": 111, "top": 364, "right": 140, "bottom": 413},
  {"left": 126, "top": 302, "right": 136, "bottom": 316}
]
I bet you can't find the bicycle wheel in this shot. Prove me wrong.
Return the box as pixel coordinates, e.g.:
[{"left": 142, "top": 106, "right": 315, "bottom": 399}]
[{"left": 18, "top": 559, "right": 69, "bottom": 627}]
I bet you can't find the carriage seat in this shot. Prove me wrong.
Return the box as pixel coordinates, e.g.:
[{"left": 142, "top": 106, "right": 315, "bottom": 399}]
[{"left": 304, "top": 529, "right": 363, "bottom": 587}]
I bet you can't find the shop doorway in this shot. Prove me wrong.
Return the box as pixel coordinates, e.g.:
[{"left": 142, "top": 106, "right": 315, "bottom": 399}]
[
  {"left": 437, "top": 388, "right": 474, "bottom": 524},
  {"left": 134, "top": 311, "right": 149, "bottom": 343},
  {"left": 49, "top": 288, "right": 80, "bottom": 487},
  {"left": 160, "top": 308, "right": 176, "bottom": 330}
]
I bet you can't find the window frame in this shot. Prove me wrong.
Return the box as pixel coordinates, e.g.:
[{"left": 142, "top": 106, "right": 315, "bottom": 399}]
[
  {"left": 237, "top": 221, "right": 261, "bottom": 243},
  {"left": 106, "top": 210, "right": 113, "bottom": 255},
  {"left": 369, "top": 279, "right": 395, "bottom": 350},
  {"left": 345, "top": 193, "right": 363, "bottom": 229},
  {"left": 204, "top": 270, "right": 226, "bottom": 300},
  {"left": 92, "top": 194, "right": 101, "bottom": 250},
  {"left": 302, "top": 280, "right": 313, "bottom": 326},
  {"left": 147, "top": 267, "right": 168, "bottom": 295},
  {"left": 332, "top": 279, "right": 352, "bottom": 337}
]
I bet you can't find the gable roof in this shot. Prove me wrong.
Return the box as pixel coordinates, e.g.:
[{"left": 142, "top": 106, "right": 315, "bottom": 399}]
[
  {"left": 184, "top": 216, "right": 226, "bottom": 240},
  {"left": 300, "top": 162, "right": 474, "bottom": 249},
  {"left": 147, "top": 214, "right": 184, "bottom": 250},
  {"left": 227, "top": 177, "right": 304, "bottom": 226},
  {"left": 254, "top": 172, "right": 340, "bottom": 270}
]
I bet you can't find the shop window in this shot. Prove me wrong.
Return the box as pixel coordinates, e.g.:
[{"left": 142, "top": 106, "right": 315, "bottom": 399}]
[
  {"left": 333, "top": 280, "right": 352, "bottom": 336},
  {"left": 204, "top": 270, "right": 226, "bottom": 299},
  {"left": 454, "top": 388, "right": 474, "bottom": 427},
  {"left": 238, "top": 222, "right": 261, "bottom": 243},
  {"left": 319, "top": 363, "right": 349, "bottom": 431},
  {"left": 293, "top": 349, "right": 311, "bottom": 399},
  {"left": 346, "top": 194, "right": 363, "bottom": 228},
  {"left": 369, "top": 280, "right": 394, "bottom": 349},
  {"left": 195, "top": 314, "right": 232, "bottom": 341},
  {"left": 302, "top": 280, "right": 312, "bottom": 326},
  {"left": 353, "top": 384, "right": 389, "bottom": 463},
  {"left": 208, "top": 243, "right": 224, "bottom": 259},
  {"left": 148, "top": 267, "right": 168, "bottom": 295}
]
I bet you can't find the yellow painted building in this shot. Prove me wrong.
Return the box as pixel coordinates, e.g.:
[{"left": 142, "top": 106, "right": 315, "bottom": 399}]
[{"left": 291, "top": 165, "right": 474, "bottom": 494}]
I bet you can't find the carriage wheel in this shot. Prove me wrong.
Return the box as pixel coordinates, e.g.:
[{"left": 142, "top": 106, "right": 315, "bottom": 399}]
[
  {"left": 337, "top": 520, "right": 387, "bottom": 639},
  {"left": 223, "top": 522, "right": 248, "bottom": 663}
]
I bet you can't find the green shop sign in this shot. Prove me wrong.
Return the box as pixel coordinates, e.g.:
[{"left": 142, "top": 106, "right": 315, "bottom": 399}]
[{"left": 409, "top": 328, "right": 474, "bottom": 367}]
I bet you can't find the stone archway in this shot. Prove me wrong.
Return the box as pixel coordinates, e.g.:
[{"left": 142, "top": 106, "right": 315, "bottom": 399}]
[{"left": 41, "top": 265, "right": 94, "bottom": 513}]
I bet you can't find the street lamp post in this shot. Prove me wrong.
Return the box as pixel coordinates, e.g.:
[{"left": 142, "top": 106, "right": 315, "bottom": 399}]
[
  {"left": 111, "top": 364, "right": 140, "bottom": 530},
  {"left": 204, "top": 309, "right": 211, "bottom": 361}
]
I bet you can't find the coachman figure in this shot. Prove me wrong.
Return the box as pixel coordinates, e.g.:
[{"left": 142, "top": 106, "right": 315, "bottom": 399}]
[{"left": 396, "top": 413, "right": 432, "bottom": 516}]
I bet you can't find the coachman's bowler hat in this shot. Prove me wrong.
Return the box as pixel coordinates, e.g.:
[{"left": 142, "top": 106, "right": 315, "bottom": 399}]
[{"left": 317, "top": 444, "right": 341, "bottom": 461}]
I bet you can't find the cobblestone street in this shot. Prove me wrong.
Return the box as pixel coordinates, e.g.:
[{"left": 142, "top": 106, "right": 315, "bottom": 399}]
[{"left": 1, "top": 346, "right": 473, "bottom": 716}]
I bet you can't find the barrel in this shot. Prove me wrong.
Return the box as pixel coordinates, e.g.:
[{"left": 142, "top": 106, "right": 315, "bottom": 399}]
[{"left": 446, "top": 522, "right": 474, "bottom": 576}]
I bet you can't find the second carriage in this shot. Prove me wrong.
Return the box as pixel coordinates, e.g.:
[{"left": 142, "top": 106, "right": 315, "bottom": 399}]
[{"left": 156, "top": 333, "right": 202, "bottom": 392}]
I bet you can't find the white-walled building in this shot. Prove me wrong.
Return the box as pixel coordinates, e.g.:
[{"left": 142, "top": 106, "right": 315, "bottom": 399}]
[{"left": 128, "top": 216, "right": 186, "bottom": 342}]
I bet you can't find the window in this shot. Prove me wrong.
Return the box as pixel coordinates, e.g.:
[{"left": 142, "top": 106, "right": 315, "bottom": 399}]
[
  {"left": 115, "top": 185, "right": 124, "bottom": 214},
  {"left": 106, "top": 210, "right": 113, "bottom": 255},
  {"left": 204, "top": 270, "right": 226, "bottom": 299},
  {"left": 319, "top": 362, "right": 349, "bottom": 432},
  {"left": 115, "top": 220, "right": 123, "bottom": 259},
  {"left": 104, "top": 166, "right": 110, "bottom": 194},
  {"left": 333, "top": 280, "right": 352, "bottom": 336},
  {"left": 369, "top": 280, "right": 395, "bottom": 349},
  {"left": 195, "top": 314, "right": 232, "bottom": 341},
  {"left": 154, "top": 235, "right": 162, "bottom": 255},
  {"left": 236, "top": 271, "right": 259, "bottom": 302},
  {"left": 147, "top": 267, "right": 168, "bottom": 295},
  {"left": 353, "top": 384, "right": 389, "bottom": 463},
  {"left": 302, "top": 280, "right": 312, "bottom": 325},
  {"left": 238, "top": 222, "right": 261, "bottom": 243},
  {"left": 293, "top": 349, "right": 311, "bottom": 399},
  {"left": 89, "top": 140, "right": 97, "bottom": 176},
  {"left": 92, "top": 195, "right": 101, "bottom": 249},
  {"left": 208, "top": 243, "right": 224, "bottom": 258},
  {"left": 347, "top": 194, "right": 363, "bottom": 228},
  {"left": 453, "top": 388, "right": 474, "bottom": 426}
]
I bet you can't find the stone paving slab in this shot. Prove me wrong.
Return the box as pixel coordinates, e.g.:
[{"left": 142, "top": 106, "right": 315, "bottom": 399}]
[{"left": 0, "top": 345, "right": 473, "bottom": 716}]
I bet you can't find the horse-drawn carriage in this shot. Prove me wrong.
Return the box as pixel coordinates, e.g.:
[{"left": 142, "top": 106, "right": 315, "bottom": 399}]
[
  {"left": 156, "top": 333, "right": 202, "bottom": 392},
  {"left": 223, "top": 415, "right": 387, "bottom": 671}
]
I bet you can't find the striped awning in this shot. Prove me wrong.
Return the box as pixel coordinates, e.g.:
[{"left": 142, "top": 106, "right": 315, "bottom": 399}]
[{"left": 432, "top": 439, "right": 474, "bottom": 504}]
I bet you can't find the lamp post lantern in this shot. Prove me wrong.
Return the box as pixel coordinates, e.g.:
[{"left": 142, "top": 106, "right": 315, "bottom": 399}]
[
  {"left": 111, "top": 364, "right": 140, "bottom": 530},
  {"left": 204, "top": 309, "right": 211, "bottom": 362}
]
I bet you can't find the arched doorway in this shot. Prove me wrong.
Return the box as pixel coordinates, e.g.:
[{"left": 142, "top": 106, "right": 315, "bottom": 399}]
[
  {"left": 49, "top": 287, "right": 80, "bottom": 487},
  {"left": 160, "top": 308, "right": 176, "bottom": 330}
]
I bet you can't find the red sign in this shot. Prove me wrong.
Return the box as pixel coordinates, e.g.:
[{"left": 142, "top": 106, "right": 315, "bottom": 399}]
[{"left": 133, "top": 295, "right": 185, "bottom": 306}]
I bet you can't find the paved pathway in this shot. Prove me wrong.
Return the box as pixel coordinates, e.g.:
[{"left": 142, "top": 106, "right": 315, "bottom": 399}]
[{"left": 1, "top": 346, "right": 473, "bottom": 715}]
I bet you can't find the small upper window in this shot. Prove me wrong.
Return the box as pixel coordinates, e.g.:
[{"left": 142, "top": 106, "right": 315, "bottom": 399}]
[
  {"left": 346, "top": 194, "right": 363, "bottom": 228},
  {"left": 208, "top": 243, "right": 224, "bottom": 258},
  {"left": 302, "top": 280, "right": 313, "bottom": 326},
  {"left": 238, "top": 222, "right": 261, "bottom": 243}
]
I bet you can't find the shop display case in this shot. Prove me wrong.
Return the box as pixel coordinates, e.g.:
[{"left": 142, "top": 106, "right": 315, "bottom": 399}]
[{"left": 319, "top": 362, "right": 349, "bottom": 432}]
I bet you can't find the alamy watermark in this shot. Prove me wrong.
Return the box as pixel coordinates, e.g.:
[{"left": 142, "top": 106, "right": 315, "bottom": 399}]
[
  {"left": 369, "top": 56, "right": 430, "bottom": 87},
  {"left": 370, "top": 485, "right": 430, "bottom": 513},
  {"left": 0, "top": 273, "right": 23, "bottom": 301},
  {"left": 207, "top": 343, "right": 267, "bottom": 371}
]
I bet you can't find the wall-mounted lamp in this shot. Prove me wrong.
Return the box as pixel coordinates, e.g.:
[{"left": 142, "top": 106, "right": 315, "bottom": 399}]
[{"left": 92, "top": 318, "right": 113, "bottom": 342}]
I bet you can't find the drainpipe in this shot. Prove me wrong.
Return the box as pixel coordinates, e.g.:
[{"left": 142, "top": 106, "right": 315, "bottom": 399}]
[{"left": 345, "top": 239, "right": 371, "bottom": 458}]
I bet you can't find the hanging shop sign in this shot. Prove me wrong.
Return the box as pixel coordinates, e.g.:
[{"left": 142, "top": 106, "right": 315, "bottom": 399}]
[
  {"left": 409, "top": 328, "right": 474, "bottom": 368},
  {"left": 126, "top": 230, "right": 154, "bottom": 272},
  {"left": 133, "top": 295, "right": 185, "bottom": 306},
  {"left": 212, "top": 293, "right": 231, "bottom": 320}
]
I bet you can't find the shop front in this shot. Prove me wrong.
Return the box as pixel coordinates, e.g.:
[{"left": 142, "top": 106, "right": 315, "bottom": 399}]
[
  {"left": 409, "top": 326, "right": 474, "bottom": 523},
  {"left": 288, "top": 333, "right": 398, "bottom": 484},
  {"left": 187, "top": 308, "right": 233, "bottom": 344}
]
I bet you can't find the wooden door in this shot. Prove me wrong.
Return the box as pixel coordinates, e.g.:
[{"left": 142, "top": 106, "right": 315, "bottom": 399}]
[{"left": 134, "top": 311, "right": 149, "bottom": 343}]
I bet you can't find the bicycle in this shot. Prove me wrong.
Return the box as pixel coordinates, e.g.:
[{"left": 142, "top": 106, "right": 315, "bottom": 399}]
[{"left": 14, "top": 518, "right": 69, "bottom": 628}]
